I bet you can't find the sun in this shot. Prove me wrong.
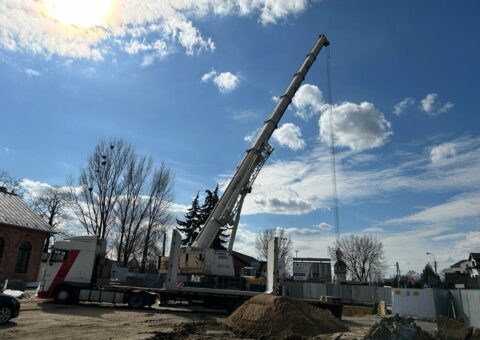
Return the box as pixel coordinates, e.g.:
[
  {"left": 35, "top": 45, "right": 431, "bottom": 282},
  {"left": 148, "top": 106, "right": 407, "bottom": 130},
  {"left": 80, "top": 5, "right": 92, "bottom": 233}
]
[{"left": 45, "top": 0, "right": 113, "bottom": 28}]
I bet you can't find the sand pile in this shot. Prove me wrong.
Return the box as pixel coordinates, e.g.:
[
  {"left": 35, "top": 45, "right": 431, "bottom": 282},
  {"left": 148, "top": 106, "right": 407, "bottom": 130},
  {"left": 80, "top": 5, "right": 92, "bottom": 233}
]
[
  {"left": 364, "top": 315, "right": 434, "bottom": 340},
  {"left": 225, "top": 294, "right": 348, "bottom": 339}
]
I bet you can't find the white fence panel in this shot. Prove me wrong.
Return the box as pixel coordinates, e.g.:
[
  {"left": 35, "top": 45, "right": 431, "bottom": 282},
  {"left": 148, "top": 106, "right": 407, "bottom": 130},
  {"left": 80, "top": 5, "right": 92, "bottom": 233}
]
[
  {"left": 284, "top": 282, "right": 303, "bottom": 298},
  {"left": 460, "top": 290, "right": 480, "bottom": 327},
  {"left": 392, "top": 288, "right": 437, "bottom": 320},
  {"left": 303, "top": 283, "right": 327, "bottom": 299}
]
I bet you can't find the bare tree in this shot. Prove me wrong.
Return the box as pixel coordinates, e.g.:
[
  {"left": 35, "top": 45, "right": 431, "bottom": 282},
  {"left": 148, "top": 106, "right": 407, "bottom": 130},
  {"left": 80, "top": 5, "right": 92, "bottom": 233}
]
[
  {"left": 30, "top": 185, "right": 70, "bottom": 234},
  {"left": 70, "top": 138, "right": 133, "bottom": 239},
  {"left": 114, "top": 154, "right": 152, "bottom": 265},
  {"left": 140, "top": 164, "right": 174, "bottom": 272},
  {"left": 328, "top": 234, "right": 386, "bottom": 282},
  {"left": 69, "top": 137, "right": 175, "bottom": 269},
  {"left": 255, "top": 228, "right": 293, "bottom": 268},
  {"left": 0, "top": 169, "right": 25, "bottom": 196}
]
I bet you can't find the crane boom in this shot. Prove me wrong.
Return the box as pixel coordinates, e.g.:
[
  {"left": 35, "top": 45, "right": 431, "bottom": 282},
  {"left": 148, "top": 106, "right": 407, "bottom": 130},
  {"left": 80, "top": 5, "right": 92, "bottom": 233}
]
[{"left": 192, "top": 34, "right": 330, "bottom": 249}]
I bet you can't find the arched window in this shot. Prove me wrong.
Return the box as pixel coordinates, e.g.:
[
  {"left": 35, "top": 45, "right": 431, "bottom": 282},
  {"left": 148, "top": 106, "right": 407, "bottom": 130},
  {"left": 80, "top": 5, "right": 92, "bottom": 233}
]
[
  {"left": 15, "top": 241, "right": 31, "bottom": 274},
  {"left": 0, "top": 237, "right": 4, "bottom": 264}
]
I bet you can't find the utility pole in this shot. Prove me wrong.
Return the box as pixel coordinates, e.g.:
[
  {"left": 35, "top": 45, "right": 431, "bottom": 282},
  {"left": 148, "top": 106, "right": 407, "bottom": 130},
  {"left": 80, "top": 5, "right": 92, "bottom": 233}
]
[{"left": 396, "top": 262, "right": 400, "bottom": 287}]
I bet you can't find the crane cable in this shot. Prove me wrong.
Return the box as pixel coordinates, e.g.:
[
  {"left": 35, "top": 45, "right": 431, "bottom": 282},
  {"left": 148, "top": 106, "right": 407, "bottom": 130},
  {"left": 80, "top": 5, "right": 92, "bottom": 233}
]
[{"left": 326, "top": 46, "right": 340, "bottom": 241}]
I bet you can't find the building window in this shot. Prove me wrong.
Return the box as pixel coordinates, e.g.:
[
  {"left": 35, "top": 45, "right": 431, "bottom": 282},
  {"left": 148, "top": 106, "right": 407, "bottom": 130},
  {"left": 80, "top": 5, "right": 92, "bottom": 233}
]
[
  {"left": 15, "top": 241, "right": 32, "bottom": 274},
  {"left": 0, "top": 237, "right": 4, "bottom": 264}
]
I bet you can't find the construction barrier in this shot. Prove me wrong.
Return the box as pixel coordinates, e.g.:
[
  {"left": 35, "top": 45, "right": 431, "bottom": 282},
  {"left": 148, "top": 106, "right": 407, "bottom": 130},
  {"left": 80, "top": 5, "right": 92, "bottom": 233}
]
[
  {"left": 392, "top": 288, "right": 438, "bottom": 321},
  {"left": 283, "top": 282, "right": 393, "bottom": 305},
  {"left": 391, "top": 288, "right": 479, "bottom": 326},
  {"left": 450, "top": 289, "right": 480, "bottom": 327}
]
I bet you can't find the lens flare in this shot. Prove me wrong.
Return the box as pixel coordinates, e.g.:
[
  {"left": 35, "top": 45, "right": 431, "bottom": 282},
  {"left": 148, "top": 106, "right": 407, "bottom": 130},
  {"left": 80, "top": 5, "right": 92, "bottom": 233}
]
[{"left": 45, "top": 0, "right": 112, "bottom": 28}]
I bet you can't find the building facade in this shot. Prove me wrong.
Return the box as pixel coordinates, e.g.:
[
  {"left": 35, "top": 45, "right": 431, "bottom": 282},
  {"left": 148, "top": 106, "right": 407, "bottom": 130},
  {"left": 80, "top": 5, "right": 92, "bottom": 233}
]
[{"left": 0, "top": 188, "right": 52, "bottom": 283}]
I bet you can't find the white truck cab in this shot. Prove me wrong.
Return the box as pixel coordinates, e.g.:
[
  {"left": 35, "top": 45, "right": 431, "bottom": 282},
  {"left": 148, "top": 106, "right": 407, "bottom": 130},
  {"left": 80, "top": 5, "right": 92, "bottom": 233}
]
[{"left": 37, "top": 236, "right": 110, "bottom": 302}]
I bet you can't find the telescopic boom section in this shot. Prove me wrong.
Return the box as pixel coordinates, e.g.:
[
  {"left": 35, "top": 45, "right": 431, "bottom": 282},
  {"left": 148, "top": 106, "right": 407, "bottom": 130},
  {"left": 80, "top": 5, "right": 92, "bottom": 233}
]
[{"left": 192, "top": 34, "right": 330, "bottom": 249}]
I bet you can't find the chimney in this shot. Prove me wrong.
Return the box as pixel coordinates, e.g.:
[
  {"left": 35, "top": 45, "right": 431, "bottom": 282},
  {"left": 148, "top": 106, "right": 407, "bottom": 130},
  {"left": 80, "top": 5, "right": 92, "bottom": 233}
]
[{"left": 0, "top": 186, "right": 8, "bottom": 194}]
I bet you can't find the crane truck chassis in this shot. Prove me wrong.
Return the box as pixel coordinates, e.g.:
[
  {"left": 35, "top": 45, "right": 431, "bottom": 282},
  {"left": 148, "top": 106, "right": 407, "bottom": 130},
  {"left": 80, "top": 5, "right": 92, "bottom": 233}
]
[
  {"left": 36, "top": 34, "right": 343, "bottom": 317},
  {"left": 37, "top": 232, "right": 278, "bottom": 312}
]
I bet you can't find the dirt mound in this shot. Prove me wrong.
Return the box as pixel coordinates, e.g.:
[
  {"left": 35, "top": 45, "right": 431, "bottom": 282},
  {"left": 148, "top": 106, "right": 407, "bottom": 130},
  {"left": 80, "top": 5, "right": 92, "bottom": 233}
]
[
  {"left": 225, "top": 294, "right": 348, "bottom": 339},
  {"left": 364, "top": 315, "right": 434, "bottom": 340}
]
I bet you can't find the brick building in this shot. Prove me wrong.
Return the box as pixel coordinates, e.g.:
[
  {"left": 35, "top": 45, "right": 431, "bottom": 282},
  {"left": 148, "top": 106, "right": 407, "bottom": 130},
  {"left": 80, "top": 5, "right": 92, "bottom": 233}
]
[{"left": 0, "top": 188, "right": 52, "bottom": 283}]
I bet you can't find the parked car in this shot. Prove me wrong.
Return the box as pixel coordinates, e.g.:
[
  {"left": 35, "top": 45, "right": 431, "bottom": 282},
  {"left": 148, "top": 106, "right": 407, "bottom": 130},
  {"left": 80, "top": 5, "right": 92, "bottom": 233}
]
[{"left": 0, "top": 293, "right": 20, "bottom": 324}]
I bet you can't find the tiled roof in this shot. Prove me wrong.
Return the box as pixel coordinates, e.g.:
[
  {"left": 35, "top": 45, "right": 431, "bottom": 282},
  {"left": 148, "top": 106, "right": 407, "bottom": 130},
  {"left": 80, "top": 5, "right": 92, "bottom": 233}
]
[{"left": 0, "top": 190, "right": 52, "bottom": 233}]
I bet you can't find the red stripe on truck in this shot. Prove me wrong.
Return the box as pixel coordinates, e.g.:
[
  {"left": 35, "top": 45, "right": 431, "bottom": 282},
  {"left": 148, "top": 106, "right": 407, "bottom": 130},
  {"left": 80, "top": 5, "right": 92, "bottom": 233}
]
[{"left": 40, "top": 249, "right": 80, "bottom": 299}]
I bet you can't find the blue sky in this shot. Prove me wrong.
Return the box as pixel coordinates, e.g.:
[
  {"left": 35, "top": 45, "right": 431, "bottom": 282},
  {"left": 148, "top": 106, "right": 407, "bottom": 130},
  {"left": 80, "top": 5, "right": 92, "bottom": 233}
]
[{"left": 1, "top": 0, "right": 479, "bottom": 274}]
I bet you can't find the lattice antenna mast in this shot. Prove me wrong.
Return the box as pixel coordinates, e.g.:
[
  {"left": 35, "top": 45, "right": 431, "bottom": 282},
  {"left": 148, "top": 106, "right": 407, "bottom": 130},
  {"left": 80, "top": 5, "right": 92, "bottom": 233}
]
[{"left": 326, "top": 47, "right": 340, "bottom": 241}]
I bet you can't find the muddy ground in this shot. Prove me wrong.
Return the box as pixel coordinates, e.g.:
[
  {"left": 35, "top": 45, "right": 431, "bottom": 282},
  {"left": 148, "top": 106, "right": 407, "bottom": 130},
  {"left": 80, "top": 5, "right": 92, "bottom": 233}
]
[{"left": 0, "top": 299, "right": 437, "bottom": 340}]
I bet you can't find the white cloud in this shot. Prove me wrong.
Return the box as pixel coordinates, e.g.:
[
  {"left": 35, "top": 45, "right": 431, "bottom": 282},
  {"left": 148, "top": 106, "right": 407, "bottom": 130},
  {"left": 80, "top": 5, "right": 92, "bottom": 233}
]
[
  {"left": 432, "top": 233, "right": 466, "bottom": 241},
  {"left": 319, "top": 101, "right": 392, "bottom": 151},
  {"left": 244, "top": 128, "right": 260, "bottom": 144},
  {"left": 363, "top": 227, "right": 384, "bottom": 233},
  {"left": 388, "top": 192, "right": 480, "bottom": 226},
  {"left": 420, "top": 93, "right": 454, "bottom": 116},
  {"left": 231, "top": 109, "right": 258, "bottom": 122},
  {"left": 0, "top": 0, "right": 311, "bottom": 64},
  {"left": 201, "top": 70, "right": 217, "bottom": 82},
  {"left": 292, "top": 84, "right": 326, "bottom": 120},
  {"left": 293, "top": 84, "right": 392, "bottom": 151},
  {"left": 430, "top": 143, "right": 456, "bottom": 164},
  {"left": 241, "top": 135, "right": 480, "bottom": 216},
  {"left": 214, "top": 72, "right": 240, "bottom": 93},
  {"left": 454, "top": 232, "right": 480, "bottom": 256},
  {"left": 420, "top": 93, "right": 437, "bottom": 113},
  {"left": 393, "top": 97, "right": 414, "bottom": 115},
  {"left": 201, "top": 69, "right": 240, "bottom": 93},
  {"left": 272, "top": 123, "right": 306, "bottom": 150},
  {"left": 25, "top": 68, "right": 40, "bottom": 77},
  {"left": 438, "top": 101, "right": 454, "bottom": 114},
  {"left": 318, "top": 222, "right": 333, "bottom": 230}
]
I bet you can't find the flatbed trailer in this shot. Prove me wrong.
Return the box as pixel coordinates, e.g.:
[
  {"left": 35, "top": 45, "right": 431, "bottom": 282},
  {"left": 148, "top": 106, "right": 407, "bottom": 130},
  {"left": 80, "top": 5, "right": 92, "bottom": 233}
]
[{"left": 81, "top": 284, "right": 343, "bottom": 317}]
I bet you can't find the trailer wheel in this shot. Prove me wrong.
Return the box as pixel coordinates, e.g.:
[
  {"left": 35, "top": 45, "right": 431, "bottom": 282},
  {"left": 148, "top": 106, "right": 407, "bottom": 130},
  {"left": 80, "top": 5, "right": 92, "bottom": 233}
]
[
  {"left": 53, "top": 285, "right": 77, "bottom": 304},
  {"left": 128, "top": 293, "right": 145, "bottom": 309}
]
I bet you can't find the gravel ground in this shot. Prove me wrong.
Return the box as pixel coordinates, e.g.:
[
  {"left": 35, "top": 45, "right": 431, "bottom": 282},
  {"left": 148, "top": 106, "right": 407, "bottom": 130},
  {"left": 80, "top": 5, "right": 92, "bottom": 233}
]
[{"left": 0, "top": 299, "right": 438, "bottom": 340}]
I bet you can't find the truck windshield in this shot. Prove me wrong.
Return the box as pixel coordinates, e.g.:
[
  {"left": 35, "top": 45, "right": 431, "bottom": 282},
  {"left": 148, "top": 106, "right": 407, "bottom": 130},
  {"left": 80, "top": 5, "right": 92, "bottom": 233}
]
[{"left": 50, "top": 249, "right": 69, "bottom": 263}]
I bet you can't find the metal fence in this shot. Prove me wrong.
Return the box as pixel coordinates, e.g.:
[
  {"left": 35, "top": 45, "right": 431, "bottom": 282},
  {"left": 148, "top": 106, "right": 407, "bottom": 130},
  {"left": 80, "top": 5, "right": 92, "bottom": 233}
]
[
  {"left": 283, "top": 282, "right": 480, "bottom": 327},
  {"left": 283, "top": 282, "right": 392, "bottom": 305},
  {"left": 450, "top": 289, "right": 480, "bottom": 327},
  {"left": 392, "top": 288, "right": 438, "bottom": 321},
  {"left": 391, "top": 288, "right": 479, "bottom": 326}
]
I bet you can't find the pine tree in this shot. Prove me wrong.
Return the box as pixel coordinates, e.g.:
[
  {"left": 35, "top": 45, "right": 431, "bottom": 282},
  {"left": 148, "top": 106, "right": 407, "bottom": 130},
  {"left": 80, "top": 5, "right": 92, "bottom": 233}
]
[
  {"left": 200, "top": 185, "right": 229, "bottom": 250},
  {"left": 176, "top": 193, "right": 202, "bottom": 246}
]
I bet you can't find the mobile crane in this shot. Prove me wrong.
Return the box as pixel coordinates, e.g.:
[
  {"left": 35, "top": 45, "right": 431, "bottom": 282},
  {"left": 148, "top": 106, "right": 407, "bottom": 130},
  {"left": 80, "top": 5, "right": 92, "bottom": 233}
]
[{"left": 177, "top": 34, "right": 330, "bottom": 278}]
